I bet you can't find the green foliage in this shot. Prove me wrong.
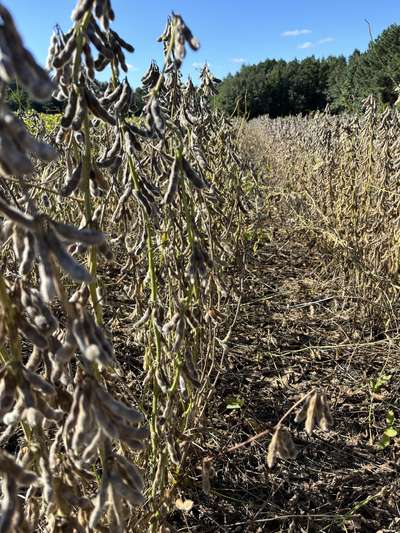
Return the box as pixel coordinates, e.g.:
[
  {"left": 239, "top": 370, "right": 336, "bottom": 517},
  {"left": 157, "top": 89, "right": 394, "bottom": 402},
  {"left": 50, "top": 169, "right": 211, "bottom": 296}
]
[
  {"left": 354, "top": 24, "right": 400, "bottom": 108},
  {"left": 225, "top": 396, "right": 244, "bottom": 410},
  {"left": 215, "top": 56, "right": 341, "bottom": 118},
  {"left": 378, "top": 410, "right": 398, "bottom": 448},
  {"left": 370, "top": 373, "right": 392, "bottom": 394},
  {"left": 215, "top": 24, "right": 400, "bottom": 118},
  {"left": 6, "top": 81, "right": 63, "bottom": 114}
]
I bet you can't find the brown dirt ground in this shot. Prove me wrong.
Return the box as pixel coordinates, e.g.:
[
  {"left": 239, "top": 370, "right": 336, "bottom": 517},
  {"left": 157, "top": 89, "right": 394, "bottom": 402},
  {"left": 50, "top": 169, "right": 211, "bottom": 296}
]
[{"left": 167, "top": 216, "right": 400, "bottom": 533}]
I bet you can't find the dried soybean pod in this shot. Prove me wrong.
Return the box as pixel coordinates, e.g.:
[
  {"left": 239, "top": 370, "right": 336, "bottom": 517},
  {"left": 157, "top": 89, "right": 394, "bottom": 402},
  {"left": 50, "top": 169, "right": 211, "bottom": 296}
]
[
  {"left": 19, "top": 231, "right": 36, "bottom": 276},
  {"left": 0, "top": 28, "right": 16, "bottom": 82},
  {"left": 55, "top": 126, "right": 68, "bottom": 144},
  {"left": 94, "top": 53, "right": 109, "bottom": 71},
  {"left": 150, "top": 97, "right": 165, "bottom": 136},
  {"left": 182, "top": 157, "right": 206, "bottom": 189},
  {"left": 72, "top": 93, "right": 85, "bottom": 131},
  {"left": 51, "top": 221, "right": 105, "bottom": 245},
  {"left": 74, "top": 130, "right": 85, "bottom": 145},
  {"left": 141, "top": 175, "right": 160, "bottom": 197},
  {"left": 0, "top": 219, "right": 13, "bottom": 244},
  {"left": 124, "top": 129, "right": 141, "bottom": 152},
  {"left": 87, "top": 22, "right": 113, "bottom": 59},
  {"left": 94, "top": 0, "right": 105, "bottom": 20},
  {"left": 100, "top": 82, "right": 123, "bottom": 105},
  {"left": 113, "top": 79, "right": 131, "bottom": 115},
  {"left": 94, "top": 386, "right": 144, "bottom": 424},
  {"left": 2, "top": 109, "right": 58, "bottom": 162},
  {"left": 18, "top": 317, "right": 49, "bottom": 350},
  {"left": 89, "top": 179, "right": 101, "bottom": 198},
  {"left": 107, "top": 1, "right": 115, "bottom": 22},
  {"left": 84, "top": 87, "right": 116, "bottom": 125},
  {"left": 108, "top": 473, "right": 145, "bottom": 506},
  {"left": 12, "top": 224, "right": 24, "bottom": 262},
  {"left": 182, "top": 23, "right": 200, "bottom": 51},
  {"left": 71, "top": 0, "right": 93, "bottom": 21},
  {"left": 0, "top": 5, "right": 54, "bottom": 100},
  {"left": 114, "top": 44, "right": 128, "bottom": 72},
  {"left": 52, "top": 32, "right": 77, "bottom": 69},
  {"left": 60, "top": 89, "right": 78, "bottom": 128},
  {"left": 106, "top": 134, "right": 121, "bottom": 159},
  {"left": 23, "top": 368, "right": 55, "bottom": 396},
  {"left": 110, "top": 29, "right": 134, "bottom": 53},
  {"left": 163, "top": 157, "right": 180, "bottom": 204},
  {"left": 182, "top": 352, "right": 201, "bottom": 387},
  {"left": 82, "top": 42, "right": 95, "bottom": 79},
  {"left": 115, "top": 454, "right": 144, "bottom": 492},
  {"left": 35, "top": 234, "right": 57, "bottom": 302},
  {"left": 0, "top": 371, "right": 17, "bottom": 416},
  {"left": 0, "top": 196, "right": 36, "bottom": 229},
  {"left": 45, "top": 228, "right": 92, "bottom": 283},
  {"left": 133, "top": 190, "right": 152, "bottom": 217},
  {"left": 61, "top": 162, "right": 82, "bottom": 197},
  {"left": 0, "top": 131, "right": 33, "bottom": 175},
  {"left": 89, "top": 471, "right": 110, "bottom": 529}
]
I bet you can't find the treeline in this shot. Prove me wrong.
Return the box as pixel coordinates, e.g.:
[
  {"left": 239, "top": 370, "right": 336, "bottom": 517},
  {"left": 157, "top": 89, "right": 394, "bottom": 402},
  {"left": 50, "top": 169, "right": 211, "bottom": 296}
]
[
  {"left": 214, "top": 24, "right": 400, "bottom": 118},
  {"left": 7, "top": 82, "right": 64, "bottom": 114}
]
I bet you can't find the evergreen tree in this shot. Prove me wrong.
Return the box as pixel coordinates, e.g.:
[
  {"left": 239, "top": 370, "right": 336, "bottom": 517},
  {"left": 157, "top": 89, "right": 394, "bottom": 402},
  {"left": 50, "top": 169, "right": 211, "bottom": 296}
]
[{"left": 215, "top": 23, "right": 400, "bottom": 118}]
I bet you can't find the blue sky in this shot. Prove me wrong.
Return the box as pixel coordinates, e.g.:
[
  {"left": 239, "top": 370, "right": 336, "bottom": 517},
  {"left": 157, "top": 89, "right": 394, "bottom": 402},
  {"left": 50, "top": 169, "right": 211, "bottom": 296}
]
[{"left": 8, "top": 0, "right": 400, "bottom": 86}]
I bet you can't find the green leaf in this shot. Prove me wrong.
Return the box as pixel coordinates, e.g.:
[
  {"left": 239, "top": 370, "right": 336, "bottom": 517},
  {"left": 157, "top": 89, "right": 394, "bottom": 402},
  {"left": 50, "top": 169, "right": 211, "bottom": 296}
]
[
  {"left": 371, "top": 374, "right": 392, "bottom": 393},
  {"left": 225, "top": 396, "right": 244, "bottom": 410},
  {"left": 386, "top": 409, "right": 395, "bottom": 426},
  {"left": 377, "top": 435, "right": 390, "bottom": 448},
  {"left": 384, "top": 427, "right": 397, "bottom": 438}
]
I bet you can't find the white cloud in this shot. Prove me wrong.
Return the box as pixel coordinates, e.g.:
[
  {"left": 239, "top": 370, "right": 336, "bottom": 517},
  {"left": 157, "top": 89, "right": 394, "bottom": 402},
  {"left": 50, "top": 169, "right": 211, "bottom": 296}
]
[
  {"left": 297, "top": 37, "right": 335, "bottom": 50},
  {"left": 126, "top": 63, "right": 139, "bottom": 71},
  {"left": 281, "top": 29, "right": 311, "bottom": 37},
  {"left": 318, "top": 37, "right": 334, "bottom": 44},
  {"left": 232, "top": 58, "right": 246, "bottom": 64},
  {"left": 298, "top": 41, "right": 314, "bottom": 49}
]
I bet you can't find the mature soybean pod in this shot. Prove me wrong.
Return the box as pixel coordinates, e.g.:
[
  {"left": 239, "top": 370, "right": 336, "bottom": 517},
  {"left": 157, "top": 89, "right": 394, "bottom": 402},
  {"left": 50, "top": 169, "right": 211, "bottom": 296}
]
[
  {"left": 71, "top": 93, "right": 85, "bottom": 131},
  {"left": 113, "top": 79, "right": 131, "bottom": 115},
  {"left": 51, "top": 221, "right": 105, "bottom": 245},
  {"left": 94, "top": 53, "right": 109, "bottom": 72},
  {"left": 71, "top": 0, "right": 93, "bottom": 21},
  {"left": 82, "top": 42, "right": 95, "bottom": 79},
  {"left": 0, "top": 131, "right": 33, "bottom": 175},
  {"left": 84, "top": 87, "right": 116, "bottom": 125},
  {"left": 100, "top": 82, "right": 123, "bottom": 105},
  {"left": 19, "top": 231, "right": 36, "bottom": 276},
  {"left": 60, "top": 90, "right": 78, "bottom": 128},
  {"left": 60, "top": 162, "right": 82, "bottom": 197},
  {"left": 110, "top": 29, "right": 134, "bottom": 53},
  {"left": 2, "top": 109, "right": 57, "bottom": 161},
  {"left": 87, "top": 22, "right": 113, "bottom": 59},
  {"left": 163, "top": 158, "right": 180, "bottom": 204},
  {"left": 114, "top": 44, "right": 128, "bottom": 72},
  {"left": 0, "top": 28, "right": 16, "bottom": 82},
  {"left": 45, "top": 228, "right": 92, "bottom": 283},
  {"left": 51, "top": 33, "right": 77, "bottom": 69},
  {"left": 182, "top": 157, "right": 206, "bottom": 189}
]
